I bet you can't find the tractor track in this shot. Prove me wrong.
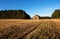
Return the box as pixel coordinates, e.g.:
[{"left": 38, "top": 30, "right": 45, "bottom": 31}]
[{"left": 0, "top": 20, "right": 60, "bottom": 39}]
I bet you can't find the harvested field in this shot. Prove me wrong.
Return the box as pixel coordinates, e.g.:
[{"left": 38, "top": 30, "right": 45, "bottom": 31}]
[{"left": 0, "top": 19, "right": 60, "bottom": 39}]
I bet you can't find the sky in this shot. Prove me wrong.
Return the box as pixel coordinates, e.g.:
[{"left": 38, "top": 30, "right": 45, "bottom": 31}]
[{"left": 0, "top": 0, "right": 60, "bottom": 17}]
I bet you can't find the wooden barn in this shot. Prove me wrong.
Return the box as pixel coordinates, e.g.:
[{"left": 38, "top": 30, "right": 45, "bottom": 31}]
[{"left": 32, "top": 15, "right": 40, "bottom": 20}]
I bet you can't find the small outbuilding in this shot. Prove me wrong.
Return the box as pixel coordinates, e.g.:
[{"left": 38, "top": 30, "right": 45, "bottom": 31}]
[{"left": 32, "top": 15, "right": 40, "bottom": 20}]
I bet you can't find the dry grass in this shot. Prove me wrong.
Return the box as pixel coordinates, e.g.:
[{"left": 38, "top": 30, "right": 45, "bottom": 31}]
[{"left": 0, "top": 19, "right": 60, "bottom": 39}]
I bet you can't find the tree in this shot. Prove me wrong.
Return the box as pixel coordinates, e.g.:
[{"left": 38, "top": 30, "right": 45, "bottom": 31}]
[
  {"left": 52, "top": 9, "right": 60, "bottom": 18},
  {"left": 0, "top": 10, "right": 31, "bottom": 19}
]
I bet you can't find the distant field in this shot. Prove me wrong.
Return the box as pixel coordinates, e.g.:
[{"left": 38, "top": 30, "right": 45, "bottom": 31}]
[{"left": 0, "top": 19, "right": 60, "bottom": 39}]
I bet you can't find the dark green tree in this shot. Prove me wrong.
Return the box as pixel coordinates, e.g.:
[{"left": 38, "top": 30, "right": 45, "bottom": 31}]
[
  {"left": 0, "top": 10, "right": 31, "bottom": 19},
  {"left": 52, "top": 9, "right": 60, "bottom": 18}
]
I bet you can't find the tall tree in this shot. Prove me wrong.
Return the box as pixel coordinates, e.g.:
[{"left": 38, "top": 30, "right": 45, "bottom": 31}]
[
  {"left": 0, "top": 10, "right": 31, "bottom": 19},
  {"left": 52, "top": 9, "right": 60, "bottom": 18}
]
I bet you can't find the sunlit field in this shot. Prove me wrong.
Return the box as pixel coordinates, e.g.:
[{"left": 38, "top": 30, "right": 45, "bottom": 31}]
[{"left": 0, "top": 19, "right": 60, "bottom": 39}]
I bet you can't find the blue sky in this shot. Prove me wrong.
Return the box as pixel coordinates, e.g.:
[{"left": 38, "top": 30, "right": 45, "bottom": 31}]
[{"left": 0, "top": 0, "right": 60, "bottom": 17}]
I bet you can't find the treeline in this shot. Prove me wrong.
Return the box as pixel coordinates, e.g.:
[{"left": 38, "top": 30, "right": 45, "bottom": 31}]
[
  {"left": 0, "top": 9, "right": 60, "bottom": 19},
  {"left": 40, "top": 17, "right": 51, "bottom": 19},
  {"left": 52, "top": 9, "right": 60, "bottom": 19},
  {"left": 0, "top": 10, "right": 31, "bottom": 19},
  {"left": 35, "top": 9, "right": 60, "bottom": 19}
]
